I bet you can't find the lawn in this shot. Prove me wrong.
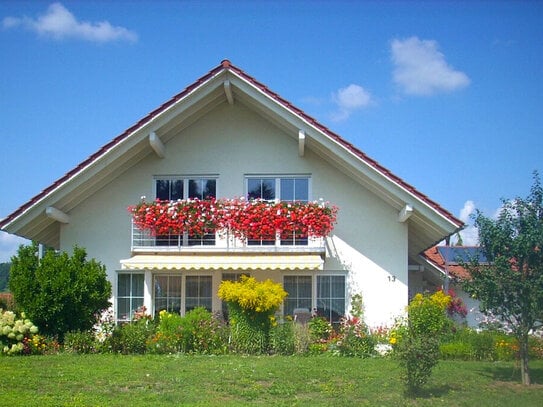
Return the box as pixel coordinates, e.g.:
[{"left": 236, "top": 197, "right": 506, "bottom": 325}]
[{"left": 1, "top": 355, "right": 543, "bottom": 406}]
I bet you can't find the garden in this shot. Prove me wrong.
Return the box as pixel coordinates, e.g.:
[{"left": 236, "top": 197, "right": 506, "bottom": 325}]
[{"left": 2, "top": 276, "right": 543, "bottom": 405}]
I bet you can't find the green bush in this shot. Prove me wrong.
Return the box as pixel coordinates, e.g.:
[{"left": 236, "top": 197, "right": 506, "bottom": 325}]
[
  {"left": 64, "top": 331, "right": 96, "bottom": 354},
  {"left": 227, "top": 302, "right": 270, "bottom": 354},
  {"left": 179, "top": 308, "right": 228, "bottom": 354},
  {"left": 1, "top": 309, "right": 40, "bottom": 355},
  {"left": 9, "top": 243, "right": 111, "bottom": 342},
  {"left": 308, "top": 317, "right": 332, "bottom": 342},
  {"left": 269, "top": 320, "right": 296, "bottom": 355},
  {"left": 148, "top": 308, "right": 228, "bottom": 354},
  {"left": 396, "top": 335, "right": 440, "bottom": 392},
  {"left": 110, "top": 319, "right": 154, "bottom": 354},
  {"left": 394, "top": 291, "right": 452, "bottom": 392}
]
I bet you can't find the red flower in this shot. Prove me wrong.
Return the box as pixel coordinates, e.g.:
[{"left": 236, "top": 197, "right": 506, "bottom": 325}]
[{"left": 129, "top": 198, "right": 338, "bottom": 241}]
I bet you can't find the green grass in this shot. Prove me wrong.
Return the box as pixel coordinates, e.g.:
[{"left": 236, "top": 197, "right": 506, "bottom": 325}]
[{"left": 1, "top": 355, "right": 542, "bottom": 406}]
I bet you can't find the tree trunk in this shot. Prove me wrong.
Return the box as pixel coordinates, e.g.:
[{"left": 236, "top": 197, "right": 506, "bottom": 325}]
[{"left": 519, "top": 333, "right": 531, "bottom": 385}]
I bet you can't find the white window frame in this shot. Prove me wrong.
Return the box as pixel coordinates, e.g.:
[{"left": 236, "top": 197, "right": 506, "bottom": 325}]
[
  {"left": 151, "top": 273, "right": 213, "bottom": 316},
  {"left": 117, "top": 272, "right": 145, "bottom": 323},
  {"left": 153, "top": 175, "right": 219, "bottom": 246}
]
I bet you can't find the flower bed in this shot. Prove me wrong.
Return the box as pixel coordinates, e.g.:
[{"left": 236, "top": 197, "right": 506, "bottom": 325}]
[{"left": 129, "top": 198, "right": 338, "bottom": 240}]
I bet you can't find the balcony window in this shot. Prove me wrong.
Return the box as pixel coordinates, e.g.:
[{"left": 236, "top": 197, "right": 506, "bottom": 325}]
[
  {"left": 155, "top": 176, "right": 217, "bottom": 246},
  {"left": 246, "top": 176, "right": 310, "bottom": 246}
]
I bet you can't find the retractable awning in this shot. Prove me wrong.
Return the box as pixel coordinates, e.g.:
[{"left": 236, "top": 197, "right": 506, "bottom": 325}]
[{"left": 120, "top": 254, "right": 323, "bottom": 271}]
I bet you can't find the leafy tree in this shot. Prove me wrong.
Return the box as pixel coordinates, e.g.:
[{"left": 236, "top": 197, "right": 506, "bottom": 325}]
[
  {"left": 9, "top": 242, "right": 111, "bottom": 341},
  {"left": 0, "top": 262, "right": 10, "bottom": 291},
  {"left": 463, "top": 172, "right": 543, "bottom": 385}
]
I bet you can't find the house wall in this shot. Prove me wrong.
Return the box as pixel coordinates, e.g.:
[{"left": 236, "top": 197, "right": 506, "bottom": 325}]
[{"left": 60, "top": 101, "right": 408, "bottom": 327}]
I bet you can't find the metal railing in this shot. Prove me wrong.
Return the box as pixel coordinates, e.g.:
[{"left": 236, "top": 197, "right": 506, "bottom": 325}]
[{"left": 130, "top": 222, "right": 325, "bottom": 254}]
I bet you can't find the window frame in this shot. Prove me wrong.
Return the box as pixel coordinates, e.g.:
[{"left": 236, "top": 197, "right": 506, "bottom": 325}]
[
  {"left": 117, "top": 272, "right": 145, "bottom": 323},
  {"left": 151, "top": 273, "right": 213, "bottom": 316},
  {"left": 153, "top": 175, "right": 218, "bottom": 246},
  {"left": 245, "top": 175, "right": 311, "bottom": 246}
]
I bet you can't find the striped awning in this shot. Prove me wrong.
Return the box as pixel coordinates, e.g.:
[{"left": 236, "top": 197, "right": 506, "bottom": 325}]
[{"left": 120, "top": 254, "right": 323, "bottom": 271}]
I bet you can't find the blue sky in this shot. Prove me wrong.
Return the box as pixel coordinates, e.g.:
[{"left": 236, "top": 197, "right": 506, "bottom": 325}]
[{"left": 1, "top": 1, "right": 542, "bottom": 261}]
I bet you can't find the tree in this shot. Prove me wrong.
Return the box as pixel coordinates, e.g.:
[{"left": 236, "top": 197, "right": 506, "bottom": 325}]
[
  {"left": 463, "top": 172, "right": 543, "bottom": 385},
  {"left": 0, "top": 263, "right": 10, "bottom": 291},
  {"left": 9, "top": 243, "right": 112, "bottom": 341}
]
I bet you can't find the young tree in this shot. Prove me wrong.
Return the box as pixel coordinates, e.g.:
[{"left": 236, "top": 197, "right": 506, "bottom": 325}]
[
  {"left": 9, "top": 243, "right": 111, "bottom": 341},
  {"left": 463, "top": 172, "right": 543, "bottom": 385}
]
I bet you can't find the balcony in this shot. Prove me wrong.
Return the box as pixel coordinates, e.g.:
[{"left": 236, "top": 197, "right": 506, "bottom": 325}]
[
  {"left": 130, "top": 222, "right": 326, "bottom": 254},
  {"left": 128, "top": 198, "right": 336, "bottom": 255}
]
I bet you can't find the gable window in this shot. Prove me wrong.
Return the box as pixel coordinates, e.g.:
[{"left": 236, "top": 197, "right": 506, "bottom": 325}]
[
  {"left": 155, "top": 177, "right": 217, "bottom": 246},
  {"left": 246, "top": 176, "right": 310, "bottom": 246},
  {"left": 283, "top": 275, "right": 312, "bottom": 317},
  {"left": 317, "top": 275, "right": 345, "bottom": 324},
  {"left": 117, "top": 273, "right": 144, "bottom": 322}
]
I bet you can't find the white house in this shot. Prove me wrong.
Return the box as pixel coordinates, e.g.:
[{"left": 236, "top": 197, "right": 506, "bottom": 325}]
[{"left": 0, "top": 60, "right": 463, "bottom": 327}]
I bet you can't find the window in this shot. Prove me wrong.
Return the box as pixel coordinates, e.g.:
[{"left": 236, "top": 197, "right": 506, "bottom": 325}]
[
  {"left": 154, "top": 275, "right": 182, "bottom": 316},
  {"left": 246, "top": 176, "right": 310, "bottom": 245},
  {"left": 154, "top": 177, "right": 217, "bottom": 246},
  {"left": 317, "top": 275, "right": 345, "bottom": 324},
  {"left": 152, "top": 274, "right": 212, "bottom": 315},
  {"left": 185, "top": 275, "right": 212, "bottom": 312},
  {"left": 117, "top": 273, "right": 144, "bottom": 322},
  {"left": 283, "top": 275, "right": 312, "bottom": 317}
]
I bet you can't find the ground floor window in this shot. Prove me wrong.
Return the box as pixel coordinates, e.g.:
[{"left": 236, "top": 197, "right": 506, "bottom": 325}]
[
  {"left": 117, "top": 273, "right": 144, "bottom": 322},
  {"left": 283, "top": 275, "right": 312, "bottom": 316},
  {"left": 185, "top": 275, "right": 212, "bottom": 312},
  {"left": 154, "top": 275, "right": 182, "bottom": 315},
  {"left": 317, "top": 275, "right": 345, "bottom": 324},
  {"left": 152, "top": 274, "right": 212, "bottom": 316}
]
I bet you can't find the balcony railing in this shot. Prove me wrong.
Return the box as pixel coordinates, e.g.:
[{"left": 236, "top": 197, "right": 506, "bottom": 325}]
[{"left": 130, "top": 221, "right": 325, "bottom": 254}]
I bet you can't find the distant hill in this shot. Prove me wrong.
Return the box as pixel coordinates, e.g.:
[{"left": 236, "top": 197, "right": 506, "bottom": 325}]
[{"left": 0, "top": 263, "right": 10, "bottom": 292}]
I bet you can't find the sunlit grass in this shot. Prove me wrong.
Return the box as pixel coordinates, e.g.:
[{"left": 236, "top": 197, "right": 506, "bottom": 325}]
[{"left": 1, "top": 355, "right": 542, "bottom": 406}]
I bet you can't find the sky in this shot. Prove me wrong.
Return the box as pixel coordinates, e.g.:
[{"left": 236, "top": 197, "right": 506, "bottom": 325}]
[{"left": 0, "top": 1, "right": 542, "bottom": 262}]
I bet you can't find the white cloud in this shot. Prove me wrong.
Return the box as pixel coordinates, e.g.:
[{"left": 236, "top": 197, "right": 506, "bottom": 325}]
[
  {"left": 391, "top": 36, "right": 470, "bottom": 96},
  {"left": 451, "top": 200, "right": 479, "bottom": 246},
  {"left": 2, "top": 2, "right": 137, "bottom": 43},
  {"left": 330, "top": 84, "right": 373, "bottom": 122},
  {"left": 0, "top": 231, "right": 29, "bottom": 263}
]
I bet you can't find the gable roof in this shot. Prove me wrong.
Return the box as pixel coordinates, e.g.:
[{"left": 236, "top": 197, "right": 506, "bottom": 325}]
[{"left": 0, "top": 60, "right": 463, "bottom": 254}]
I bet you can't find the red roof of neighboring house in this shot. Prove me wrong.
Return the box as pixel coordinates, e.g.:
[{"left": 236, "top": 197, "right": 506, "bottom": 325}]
[
  {"left": 0, "top": 60, "right": 463, "bottom": 231},
  {"left": 423, "top": 246, "right": 472, "bottom": 280}
]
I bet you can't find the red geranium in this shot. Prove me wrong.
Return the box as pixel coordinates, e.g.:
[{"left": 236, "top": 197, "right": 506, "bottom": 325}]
[{"left": 128, "top": 198, "right": 338, "bottom": 241}]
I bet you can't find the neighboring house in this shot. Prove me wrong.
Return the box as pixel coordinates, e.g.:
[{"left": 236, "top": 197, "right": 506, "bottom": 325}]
[
  {"left": 422, "top": 245, "right": 484, "bottom": 327},
  {"left": 0, "top": 60, "right": 463, "bottom": 327}
]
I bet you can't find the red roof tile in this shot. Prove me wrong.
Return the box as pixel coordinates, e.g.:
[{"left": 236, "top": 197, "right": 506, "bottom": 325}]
[{"left": 0, "top": 60, "right": 463, "bottom": 232}]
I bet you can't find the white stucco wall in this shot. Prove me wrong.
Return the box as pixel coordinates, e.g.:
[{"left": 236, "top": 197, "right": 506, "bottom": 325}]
[{"left": 60, "top": 101, "right": 409, "bottom": 327}]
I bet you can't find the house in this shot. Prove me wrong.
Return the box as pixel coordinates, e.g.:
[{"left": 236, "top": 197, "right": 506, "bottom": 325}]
[{"left": 0, "top": 60, "right": 463, "bottom": 327}]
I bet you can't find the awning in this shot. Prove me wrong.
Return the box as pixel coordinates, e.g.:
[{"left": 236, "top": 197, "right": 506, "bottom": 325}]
[{"left": 120, "top": 254, "right": 323, "bottom": 271}]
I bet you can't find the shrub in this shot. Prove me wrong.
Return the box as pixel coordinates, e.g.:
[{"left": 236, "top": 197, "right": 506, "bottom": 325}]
[
  {"left": 396, "top": 335, "right": 440, "bottom": 392},
  {"left": 110, "top": 318, "right": 155, "bottom": 354},
  {"left": 9, "top": 243, "right": 111, "bottom": 342},
  {"left": 1, "top": 309, "right": 40, "bottom": 355},
  {"left": 395, "top": 291, "right": 452, "bottom": 392},
  {"left": 218, "top": 276, "right": 287, "bottom": 354},
  {"left": 336, "top": 317, "right": 376, "bottom": 358},
  {"left": 64, "top": 331, "right": 97, "bottom": 354},
  {"left": 148, "top": 308, "right": 228, "bottom": 354},
  {"left": 269, "top": 320, "right": 296, "bottom": 355}
]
